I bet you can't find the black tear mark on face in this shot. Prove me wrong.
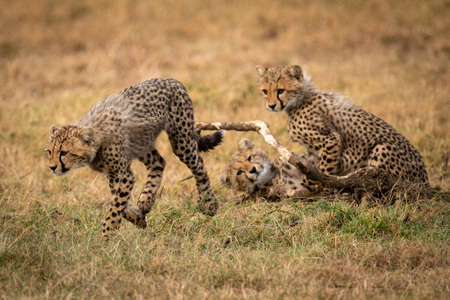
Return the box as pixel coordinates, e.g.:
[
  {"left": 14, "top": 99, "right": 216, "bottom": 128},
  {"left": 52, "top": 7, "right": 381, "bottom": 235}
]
[{"left": 59, "top": 152, "right": 69, "bottom": 173}]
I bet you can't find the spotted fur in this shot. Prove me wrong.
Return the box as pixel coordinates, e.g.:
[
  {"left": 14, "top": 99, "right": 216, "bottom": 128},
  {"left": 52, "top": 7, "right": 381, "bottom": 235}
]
[
  {"left": 46, "top": 78, "right": 223, "bottom": 239},
  {"left": 221, "top": 139, "right": 306, "bottom": 199},
  {"left": 256, "top": 65, "right": 430, "bottom": 191}
]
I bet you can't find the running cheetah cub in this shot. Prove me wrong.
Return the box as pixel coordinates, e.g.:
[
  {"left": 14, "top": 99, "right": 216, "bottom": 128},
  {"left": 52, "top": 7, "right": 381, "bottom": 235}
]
[
  {"left": 46, "top": 78, "right": 223, "bottom": 239},
  {"left": 221, "top": 138, "right": 307, "bottom": 199},
  {"left": 256, "top": 65, "right": 430, "bottom": 191}
]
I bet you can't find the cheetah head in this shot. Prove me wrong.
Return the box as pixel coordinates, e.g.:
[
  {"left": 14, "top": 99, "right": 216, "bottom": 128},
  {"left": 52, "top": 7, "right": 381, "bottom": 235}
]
[
  {"left": 221, "top": 139, "right": 274, "bottom": 193},
  {"left": 46, "top": 125, "right": 96, "bottom": 176},
  {"left": 256, "top": 65, "right": 304, "bottom": 112}
]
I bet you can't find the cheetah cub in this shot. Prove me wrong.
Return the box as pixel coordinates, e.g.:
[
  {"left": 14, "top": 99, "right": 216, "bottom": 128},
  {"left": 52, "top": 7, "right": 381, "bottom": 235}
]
[
  {"left": 256, "top": 65, "right": 430, "bottom": 191},
  {"left": 221, "top": 138, "right": 307, "bottom": 200},
  {"left": 46, "top": 78, "right": 223, "bottom": 239}
]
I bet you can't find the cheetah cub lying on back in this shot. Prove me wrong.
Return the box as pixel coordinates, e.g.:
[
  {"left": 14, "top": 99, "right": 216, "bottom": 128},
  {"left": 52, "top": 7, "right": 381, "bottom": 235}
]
[
  {"left": 256, "top": 65, "right": 430, "bottom": 191},
  {"left": 46, "top": 78, "right": 223, "bottom": 239},
  {"left": 221, "top": 138, "right": 307, "bottom": 200}
]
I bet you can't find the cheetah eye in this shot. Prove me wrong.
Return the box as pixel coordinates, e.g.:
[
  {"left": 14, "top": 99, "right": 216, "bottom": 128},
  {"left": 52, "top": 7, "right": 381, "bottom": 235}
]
[
  {"left": 247, "top": 156, "right": 252, "bottom": 162},
  {"left": 261, "top": 89, "right": 268, "bottom": 95},
  {"left": 60, "top": 150, "right": 68, "bottom": 157},
  {"left": 236, "top": 170, "right": 243, "bottom": 176},
  {"left": 46, "top": 149, "right": 51, "bottom": 156},
  {"left": 277, "top": 89, "right": 285, "bottom": 95}
]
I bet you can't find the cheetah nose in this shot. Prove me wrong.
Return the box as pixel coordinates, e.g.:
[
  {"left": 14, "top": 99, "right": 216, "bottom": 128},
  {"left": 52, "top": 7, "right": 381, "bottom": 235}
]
[
  {"left": 268, "top": 104, "right": 277, "bottom": 110},
  {"left": 49, "top": 165, "right": 57, "bottom": 172},
  {"left": 249, "top": 167, "right": 257, "bottom": 174}
]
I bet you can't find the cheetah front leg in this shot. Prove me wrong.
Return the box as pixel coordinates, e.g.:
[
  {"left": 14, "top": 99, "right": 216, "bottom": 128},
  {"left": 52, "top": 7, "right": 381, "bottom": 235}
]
[
  {"left": 137, "top": 149, "right": 166, "bottom": 215},
  {"left": 317, "top": 131, "right": 342, "bottom": 175},
  {"left": 103, "top": 167, "right": 140, "bottom": 239},
  {"left": 303, "top": 132, "right": 342, "bottom": 192},
  {"left": 107, "top": 175, "right": 146, "bottom": 230}
]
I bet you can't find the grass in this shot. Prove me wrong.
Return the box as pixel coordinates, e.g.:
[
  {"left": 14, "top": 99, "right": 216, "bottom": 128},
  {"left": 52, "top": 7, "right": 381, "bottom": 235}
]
[
  {"left": 1, "top": 0, "right": 449, "bottom": 298},
  {"left": 1, "top": 197, "right": 449, "bottom": 298}
]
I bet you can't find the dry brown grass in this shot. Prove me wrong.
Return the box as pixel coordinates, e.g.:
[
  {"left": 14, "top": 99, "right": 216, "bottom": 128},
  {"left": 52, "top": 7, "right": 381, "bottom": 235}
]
[{"left": 1, "top": 0, "right": 449, "bottom": 299}]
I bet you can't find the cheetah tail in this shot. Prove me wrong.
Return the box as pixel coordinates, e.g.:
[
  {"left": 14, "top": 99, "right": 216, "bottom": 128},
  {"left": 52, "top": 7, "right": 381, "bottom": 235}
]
[{"left": 196, "top": 130, "right": 225, "bottom": 152}]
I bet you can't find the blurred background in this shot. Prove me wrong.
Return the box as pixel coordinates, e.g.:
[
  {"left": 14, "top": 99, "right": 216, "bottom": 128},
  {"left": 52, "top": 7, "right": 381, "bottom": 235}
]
[
  {"left": 0, "top": 1, "right": 449, "bottom": 298},
  {"left": 1, "top": 0, "right": 449, "bottom": 198}
]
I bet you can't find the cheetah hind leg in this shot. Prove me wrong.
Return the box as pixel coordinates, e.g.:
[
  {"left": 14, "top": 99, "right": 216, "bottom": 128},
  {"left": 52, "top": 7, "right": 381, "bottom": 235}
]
[{"left": 169, "top": 136, "right": 218, "bottom": 216}]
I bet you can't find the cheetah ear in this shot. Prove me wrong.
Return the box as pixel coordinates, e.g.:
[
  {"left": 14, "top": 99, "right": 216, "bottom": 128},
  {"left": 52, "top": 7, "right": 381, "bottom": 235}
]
[
  {"left": 256, "top": 65, "right": 268, "bottom": 78},
  {"left": 286, "top": 65, "right": 303, "bottom": 81},
  {"left": 78, "top": 126, "right": 95, "bottom": 145},
  {"left": 219, "top": 173, "right": 231, "bottom": 187},
  {"left": 49, "top": 125, "right": 60, "bottom": 136},
  {"left": 238, "top": 138, "right": 255, "bottom": 151}
]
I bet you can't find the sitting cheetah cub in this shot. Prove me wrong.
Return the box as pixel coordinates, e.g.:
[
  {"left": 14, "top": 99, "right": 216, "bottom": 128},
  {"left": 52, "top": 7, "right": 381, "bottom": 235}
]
[
  {"left": 256, "top": 65, "right": 430, "bottom": 191},
  {"left": 46, "top": 78, "right": 223, "bottom": 239},
  {"left": 221, "top": 138, "right": 307, "bottom": 199}
]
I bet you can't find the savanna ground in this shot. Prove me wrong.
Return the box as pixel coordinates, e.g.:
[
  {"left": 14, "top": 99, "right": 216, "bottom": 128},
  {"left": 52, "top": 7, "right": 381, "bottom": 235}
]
[{"left": 1, "top": 0, "right": 449, "bottom": 298}]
